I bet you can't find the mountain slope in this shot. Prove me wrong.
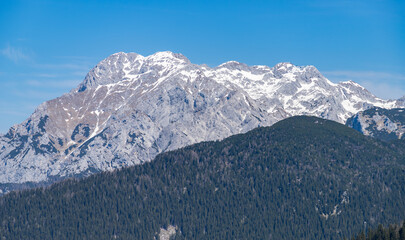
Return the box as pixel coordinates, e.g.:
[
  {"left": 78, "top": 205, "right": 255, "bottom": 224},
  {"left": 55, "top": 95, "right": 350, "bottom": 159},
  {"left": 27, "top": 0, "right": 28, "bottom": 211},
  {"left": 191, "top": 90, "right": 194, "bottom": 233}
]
[
  {"left": 346, "top": 107, "right": 405, "bottom": 141},
  {"left": 0, "top": 51, "right": 404, "bottom": 190},
  {"left": 1, "top": 116, "right": 404, "bottom": 239}
]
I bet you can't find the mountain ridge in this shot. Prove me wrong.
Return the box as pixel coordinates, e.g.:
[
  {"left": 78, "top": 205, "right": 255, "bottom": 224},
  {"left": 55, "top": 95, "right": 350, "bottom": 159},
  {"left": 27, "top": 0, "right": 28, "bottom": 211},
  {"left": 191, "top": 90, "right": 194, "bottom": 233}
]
[{"left": 0, "top": 51, "right": 404, "bottom": 191}]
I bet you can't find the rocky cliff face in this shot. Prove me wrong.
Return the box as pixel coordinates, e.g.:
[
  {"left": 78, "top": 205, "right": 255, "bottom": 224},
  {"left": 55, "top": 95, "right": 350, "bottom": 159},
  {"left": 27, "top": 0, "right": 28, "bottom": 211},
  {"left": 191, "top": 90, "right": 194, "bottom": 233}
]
[
  {"left": 346, "top": 107, "right": 405, "bottom": 141},
  {"left": 1, "top": 51, "right": 403, "bottom": 191}
]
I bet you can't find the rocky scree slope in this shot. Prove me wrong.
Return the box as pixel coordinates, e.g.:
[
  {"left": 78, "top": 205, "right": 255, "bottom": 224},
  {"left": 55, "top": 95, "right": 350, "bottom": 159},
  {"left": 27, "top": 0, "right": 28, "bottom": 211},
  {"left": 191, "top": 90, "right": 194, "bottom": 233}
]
[{"left": 0, "top": 51, "right": 404, "bottom": 191}]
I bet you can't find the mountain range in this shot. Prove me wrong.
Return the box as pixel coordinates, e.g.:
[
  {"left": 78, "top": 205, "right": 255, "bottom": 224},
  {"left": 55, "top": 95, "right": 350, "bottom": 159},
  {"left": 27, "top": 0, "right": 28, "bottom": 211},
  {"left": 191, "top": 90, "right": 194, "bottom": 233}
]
[{"left": 1, "top": 51, "right": 404, "bottom": 192}]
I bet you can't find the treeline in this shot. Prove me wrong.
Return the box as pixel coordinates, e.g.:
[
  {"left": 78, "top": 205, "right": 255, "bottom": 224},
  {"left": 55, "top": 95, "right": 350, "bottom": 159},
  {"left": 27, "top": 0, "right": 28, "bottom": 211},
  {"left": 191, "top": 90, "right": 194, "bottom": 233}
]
[
  {"left": 350, "top": 222, "right": 405, "bottom": 240},
  {"left": 0, "top": 116, "right": 404, "bottom": 239}
]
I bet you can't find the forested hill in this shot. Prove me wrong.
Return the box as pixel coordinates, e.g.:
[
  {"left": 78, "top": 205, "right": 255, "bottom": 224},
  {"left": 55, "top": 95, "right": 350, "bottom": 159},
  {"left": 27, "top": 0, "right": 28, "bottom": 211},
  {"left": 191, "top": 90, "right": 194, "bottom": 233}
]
[{"left": 1, "top": 116, "right": 405, "bottom": 239}]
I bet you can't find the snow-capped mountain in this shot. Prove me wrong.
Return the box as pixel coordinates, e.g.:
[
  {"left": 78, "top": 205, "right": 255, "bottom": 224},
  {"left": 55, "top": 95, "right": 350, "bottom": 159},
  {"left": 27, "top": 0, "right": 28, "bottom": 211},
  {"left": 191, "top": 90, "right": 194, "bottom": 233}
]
[
  {"left": 1, "top": 51, "right": 403, "bottom": 191},
  {"left": 346, "top": 107, "right": 405, "bottom": 141}
]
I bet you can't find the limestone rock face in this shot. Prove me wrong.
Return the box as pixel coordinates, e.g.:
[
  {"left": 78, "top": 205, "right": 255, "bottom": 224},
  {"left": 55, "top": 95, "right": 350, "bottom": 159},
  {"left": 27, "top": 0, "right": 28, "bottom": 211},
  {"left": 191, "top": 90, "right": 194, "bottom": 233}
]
[
  {"left": 346, "top": 107, "right": 405, "bottom": 141},
  {"left": 1, "top": 51, "right": 403, "bottom": 191}
]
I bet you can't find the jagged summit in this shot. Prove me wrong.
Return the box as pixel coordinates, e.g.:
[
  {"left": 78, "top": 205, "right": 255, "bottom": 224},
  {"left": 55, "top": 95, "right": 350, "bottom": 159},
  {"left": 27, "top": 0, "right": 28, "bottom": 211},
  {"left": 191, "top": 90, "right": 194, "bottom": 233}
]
[
  {"left": 0, "top": 51, "right": 404, "bottom": 192},
  {"left": 77, "top": 51, "right": 190, "bottom": 92},
  {"left": 78, "top": 51, "right": 328, "bottom": 93},
  {"left": 339, "top": 80, "right": 367, "bottom": 89},
  {"left": 149, "top": 51, "right": 190, "bottom": 62},
  {"left": 273, "top": 62, "right": 296, "bottom": 71}
]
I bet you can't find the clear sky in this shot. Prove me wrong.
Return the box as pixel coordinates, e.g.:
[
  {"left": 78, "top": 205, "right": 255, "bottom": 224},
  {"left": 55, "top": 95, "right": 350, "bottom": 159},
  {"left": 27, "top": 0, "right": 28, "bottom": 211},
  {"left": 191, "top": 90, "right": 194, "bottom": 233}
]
[{"left": 0, "top": 0, "right": 404, "bottom": 133}]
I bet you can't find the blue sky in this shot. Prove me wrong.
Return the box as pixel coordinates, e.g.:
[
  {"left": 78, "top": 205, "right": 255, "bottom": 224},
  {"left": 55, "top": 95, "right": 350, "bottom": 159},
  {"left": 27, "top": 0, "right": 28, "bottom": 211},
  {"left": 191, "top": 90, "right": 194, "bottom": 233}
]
[{"left": 0, "top": 0, "right": 404, "bottom": 133}]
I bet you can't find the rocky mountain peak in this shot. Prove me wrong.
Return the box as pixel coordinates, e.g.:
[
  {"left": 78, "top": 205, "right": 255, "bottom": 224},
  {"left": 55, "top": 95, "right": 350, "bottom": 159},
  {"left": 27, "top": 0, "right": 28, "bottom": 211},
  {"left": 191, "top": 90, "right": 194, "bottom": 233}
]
[
  {"left": 217, "top": 60, "right": 247, "bottom": 69},
  {"left": 147, "top": 51, "right": 190, "bottom": 63},
  {"left": 397, "top": 95, "right": 405, "bottom": 105},
  {"left": 77, "top": 51, "right": 190, "bottom": 93},
  {"left": 273, "top": 62, "right": 295, "bottom": 71},
  {"left": 339, "top": 80, "right": 367, "bottom": 91},
  {"left": 1, "top": 51, "right": 404, "bottom": 193}
]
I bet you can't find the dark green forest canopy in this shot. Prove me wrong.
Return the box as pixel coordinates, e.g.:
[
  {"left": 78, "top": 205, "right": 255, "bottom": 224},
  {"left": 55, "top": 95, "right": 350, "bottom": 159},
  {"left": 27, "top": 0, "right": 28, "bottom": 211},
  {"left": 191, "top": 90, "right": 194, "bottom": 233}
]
[
  {"left": 351, "top": 222, "right": 405, "bottom": 240},
  {"left": 1, "top": 116, "right": 405, "bottom": 239}
]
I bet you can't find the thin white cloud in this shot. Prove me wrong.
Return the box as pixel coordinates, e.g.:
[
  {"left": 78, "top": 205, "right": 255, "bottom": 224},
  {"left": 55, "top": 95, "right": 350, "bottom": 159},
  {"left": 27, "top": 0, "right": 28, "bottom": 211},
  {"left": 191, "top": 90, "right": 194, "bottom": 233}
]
[
  {"left": 25, "top": 80, "right": 42, "bottom": 87},
  {"left": 71, "top": 71, "right": 89, "bottom": 77},
  {"left": 0, "top": 109, "right": 30, "bottom": 117},
  {"left": 36, "top": 73, "right": 59, "bottom": 78},
  {"left": 25, "top": 79, "right": 82, "bottom": 88},
  {"left": 34, "top": 63, "right": 91, "bottom": 71},
  {"left": 323, "top": 71, "right": 405, "bottom": 81},
  {"left": 323, "top": 70, "right": 405, "bottom": 99},
  {"left": 1, "top": 45, "right": 30, "bottom": 62},
  {"left": 11, "top": 89, "right": 67, "bottom": 100},
  {"left": 359, "top": 81, "right": 405, "bottom": 100},
  {"left": 56, "top": 55, "right": 95, "bottom": 61}
]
